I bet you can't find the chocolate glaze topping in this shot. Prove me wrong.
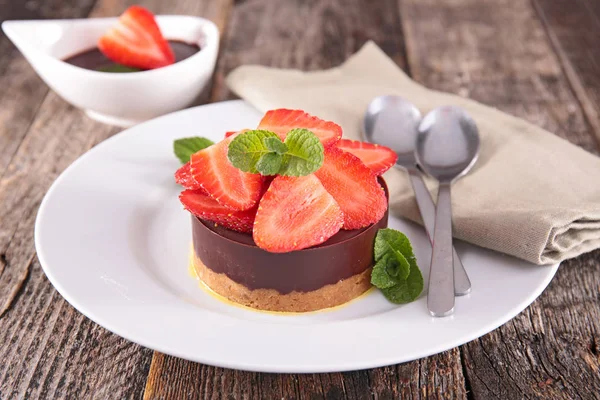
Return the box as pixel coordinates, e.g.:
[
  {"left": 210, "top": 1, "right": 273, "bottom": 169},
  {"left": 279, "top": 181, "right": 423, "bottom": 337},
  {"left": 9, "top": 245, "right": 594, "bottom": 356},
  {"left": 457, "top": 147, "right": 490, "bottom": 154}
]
[{"left": 192, "top": 179, "right": 389, "bottom": 294}]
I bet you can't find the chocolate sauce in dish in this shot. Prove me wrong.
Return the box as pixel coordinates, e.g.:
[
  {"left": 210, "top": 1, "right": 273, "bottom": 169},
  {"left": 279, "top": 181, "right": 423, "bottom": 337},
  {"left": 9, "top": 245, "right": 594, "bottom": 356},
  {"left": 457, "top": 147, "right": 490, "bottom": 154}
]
[{"left": 63, "top": 40, "right": 200, "bottom": 72}]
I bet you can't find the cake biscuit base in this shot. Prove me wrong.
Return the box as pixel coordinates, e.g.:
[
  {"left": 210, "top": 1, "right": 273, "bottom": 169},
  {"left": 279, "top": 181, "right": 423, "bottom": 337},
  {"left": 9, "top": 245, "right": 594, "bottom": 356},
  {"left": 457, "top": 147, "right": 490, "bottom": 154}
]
[{"left": 192, "top": 253, "right": 373, "bottom": 313}]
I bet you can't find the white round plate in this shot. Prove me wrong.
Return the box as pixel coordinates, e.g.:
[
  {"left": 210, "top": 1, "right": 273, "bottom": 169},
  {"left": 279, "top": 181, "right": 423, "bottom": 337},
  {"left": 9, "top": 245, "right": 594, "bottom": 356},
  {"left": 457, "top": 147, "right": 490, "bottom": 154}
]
[{"left": 35, "top": 100, "right": 559, "bottom": 373}]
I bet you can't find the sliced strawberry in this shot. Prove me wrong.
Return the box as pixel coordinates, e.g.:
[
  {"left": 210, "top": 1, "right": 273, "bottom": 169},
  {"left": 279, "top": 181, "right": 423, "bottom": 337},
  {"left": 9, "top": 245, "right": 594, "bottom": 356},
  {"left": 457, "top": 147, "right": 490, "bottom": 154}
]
[
  {"left": 253, "top": 175, "right": 343, "bottom": 253},
  {"left": 224, "top": 129, "right": 250, "bottom": 139},
  {"left": 315, "top": 147, "right": 387, "bottom": 230},
  {"left": 337, "top": 139, "right": 397, "bottom": 175},
  {"left": 257, "top": 109, "right": 342, "bottom": 148},
  {"left": 175, "top": 162, "right": 203, "bottom": 190},
  {"left": 180, "top": 189, "right": 256, "bottom": 233},
  {"left": 98, "top": 6, "right": 175, "bottom": 70},
  {"left": 190, "top": 134, "right": 263, "bottom": 210}
]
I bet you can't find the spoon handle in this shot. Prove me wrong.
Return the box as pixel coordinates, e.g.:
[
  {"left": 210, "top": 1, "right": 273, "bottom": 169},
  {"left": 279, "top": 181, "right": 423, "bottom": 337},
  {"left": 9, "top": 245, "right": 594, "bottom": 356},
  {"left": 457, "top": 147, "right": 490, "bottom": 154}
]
[
  {"left": 407, "top": 168, "right": 471, "bottom": 295},
  {"left": 427, "top": 182, "right": 455, "bottom": 317}
]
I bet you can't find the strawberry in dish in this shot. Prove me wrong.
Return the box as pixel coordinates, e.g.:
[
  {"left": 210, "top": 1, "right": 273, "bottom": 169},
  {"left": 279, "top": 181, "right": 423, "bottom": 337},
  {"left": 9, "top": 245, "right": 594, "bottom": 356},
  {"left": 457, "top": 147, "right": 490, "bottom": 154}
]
[
  {"left": 174, "top": 109, "right": 398, "bottom": 312},
  {"left": 63, "top": 6, "right": 200, "bottom": 73}
]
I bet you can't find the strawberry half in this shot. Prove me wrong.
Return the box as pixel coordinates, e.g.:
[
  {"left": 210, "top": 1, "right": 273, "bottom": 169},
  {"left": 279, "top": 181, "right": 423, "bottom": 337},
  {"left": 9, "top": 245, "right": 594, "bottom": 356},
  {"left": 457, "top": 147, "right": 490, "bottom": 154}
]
[
  {"left": 258, "top": 109, "right": 342, "bottom": 148},
  {"left": 98, "top": 6, "right": 175, "bottom": 70},
  {"left": 174, "top": 162, "right": 202, "bottom": 190},
  {"left": 190, "top": 134, "right": 263, "bottom": 210},
  {"left": 315, "top": 147, "right": 387, "bottom": 230},
  {"left": 253, "top": 175, "right": 343, "bottom": 253},
  {"left": 180, "top": 189, "right": 256, "bottom": 233},
  {"left": 337, "top": 139, "right": 397, "bottom": 175}
]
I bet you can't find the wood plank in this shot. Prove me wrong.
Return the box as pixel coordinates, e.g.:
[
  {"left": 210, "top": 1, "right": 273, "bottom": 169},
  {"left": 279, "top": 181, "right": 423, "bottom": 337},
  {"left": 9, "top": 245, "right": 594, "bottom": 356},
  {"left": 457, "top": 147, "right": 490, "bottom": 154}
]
[
  {"left": 533, "top": 0, "right": 600, "bottom": 146},
  {"left": 143, "top": 1, "right": 467, "bottom": 399},
  {"left": 209, "top": 0, "right": 409, "bottom": 102},
  {"left": 0, "top": 0, "right": 230, "bottom": 398},
  {"left": 145, "top": 351, "right": 467, "bottom": 400},
  {"left": 400, "top": 0, "right": 600, "bottom": 398},
  {"left": 0, "top": 91, "right": 156, "bottom": 399},
  {"left": 0, "top": 0, "right": 96, "bottom": 205}
]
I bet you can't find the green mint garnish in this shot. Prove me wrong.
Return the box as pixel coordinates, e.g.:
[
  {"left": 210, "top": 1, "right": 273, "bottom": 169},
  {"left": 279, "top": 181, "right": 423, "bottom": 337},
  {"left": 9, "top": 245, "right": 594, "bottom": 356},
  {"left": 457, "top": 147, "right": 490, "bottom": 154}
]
[
  {"left": 371, "top": 228, "right": 424, "bottom": 304},
  {"left": 227, "top": 130, "right": 279, "bottom": 173},
  {"left": 97, "top": 64, "right": 142, "bottom": 73},
  {"left": 227, "top": 129, "right": 324, "bottom": 176},
  {"left": 263, "top": 136, "right": 288, "bottom": 154},
  {"left": 256, "top": 152, "right": 283, "bottom": 175},
  {"left": 173, "top": 137, "right": 214, "bottom": 164},
  {"left": 279, "top": 129, "right": 324, "bottom": 176}
]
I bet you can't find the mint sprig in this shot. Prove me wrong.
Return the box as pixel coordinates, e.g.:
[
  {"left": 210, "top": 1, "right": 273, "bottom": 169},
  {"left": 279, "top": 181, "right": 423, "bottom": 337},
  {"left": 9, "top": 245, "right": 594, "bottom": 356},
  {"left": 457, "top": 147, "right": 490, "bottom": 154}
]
[
  {"left": 280, "top": 129, "right": 324, "bottom": 176},
  {"left": 174, "top": 137, "right": 214, "bottom": 164},
  {"left": 264, "top": 136, "right": 288, "bottom": 154},
  {"left": 371, "top": 229, "right": 424, "bottom": 304},
  {"left": 226, "top": 130, "right": 279, "bottom": 173},
  {"left": 227, "top": 129, "right": 324, "bottom": 176},
  {"left": 256, "top": 152, "right": 283, "bottom": 175}
]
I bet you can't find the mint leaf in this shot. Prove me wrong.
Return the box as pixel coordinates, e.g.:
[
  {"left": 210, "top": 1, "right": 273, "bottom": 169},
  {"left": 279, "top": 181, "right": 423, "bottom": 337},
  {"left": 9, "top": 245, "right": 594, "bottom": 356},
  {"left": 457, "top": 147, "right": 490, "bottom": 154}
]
[
  {"left": 380, "top": 264, "right": 424, "bottom": 304},
  {"left": 264, "top": 137, "right": 288, "bottom": 154},
  {"left": 227, "top": 130, "right": 279, "bottom": 173},
  {"left": 227, "top": 129, "right": 324, "bottom": 177},
  {"left": 280, "top": 128, "right": 324, "bottom": 176},
  {"left": 97, "top": 64, "right": 142, "bottom": 73},
  {"left": 371, "top": 256, "right": 399, "bottom": 289},
  {"left": 256, "top": 152, "right": 283, "bottom": 175},
  {"left": 371, "top": 228, "right": 424, "bottom": 304},
  {"left": 388, "top": 250, "right": 410, "bottom": 279},
  {"left": 174, "top": 137, "right": 214, "bottom": 164},
  {"left": 370, "top": 251, "right": 407, "bottom": 289}
]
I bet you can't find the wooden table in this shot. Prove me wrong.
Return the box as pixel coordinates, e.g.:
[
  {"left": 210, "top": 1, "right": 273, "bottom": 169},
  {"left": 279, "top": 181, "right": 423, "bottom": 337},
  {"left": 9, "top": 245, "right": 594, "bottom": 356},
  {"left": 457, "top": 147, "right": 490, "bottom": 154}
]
[{"left": 1, "top": 0, "right": 599, "bottom": 398}]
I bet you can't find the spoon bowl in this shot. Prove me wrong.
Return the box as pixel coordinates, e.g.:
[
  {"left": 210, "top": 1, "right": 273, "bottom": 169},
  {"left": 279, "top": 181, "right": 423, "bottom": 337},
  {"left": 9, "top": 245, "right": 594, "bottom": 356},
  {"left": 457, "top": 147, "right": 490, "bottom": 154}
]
[
  {"left": 363, "top": 95, "right": 422, "bottom": 168},
  {"left": 416, "top": 106, "right": 480, "bottom": 183}
]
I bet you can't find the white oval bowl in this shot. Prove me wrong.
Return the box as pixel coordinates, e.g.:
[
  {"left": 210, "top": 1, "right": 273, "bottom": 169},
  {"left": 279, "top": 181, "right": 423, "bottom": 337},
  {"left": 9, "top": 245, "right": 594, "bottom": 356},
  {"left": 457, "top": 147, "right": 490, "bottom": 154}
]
[{"left": 2, "top": 16, "right": 219, "bottom": 127}]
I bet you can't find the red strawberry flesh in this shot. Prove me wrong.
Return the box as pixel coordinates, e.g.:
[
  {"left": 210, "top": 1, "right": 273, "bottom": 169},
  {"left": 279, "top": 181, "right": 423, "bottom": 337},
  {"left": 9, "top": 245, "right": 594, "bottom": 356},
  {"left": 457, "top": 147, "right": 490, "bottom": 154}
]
[
  {"left": 257, "top": 109, "right": 342, "bottom": 148},
  {"left": 253, "top": 175, "right": 344, "bottom": 253},
  {"left": 180, "top": 189, "right": 256, "bottom": 233},
  {"left": 98, "top": 6, "right": 174, "bottom": 70},
  {"left": 174, "top": 162, "right": 202, "bottom": 190},
  {"left": 337, "top": 139, "right": 397, "bottom": 175},
  {"left": 314, "top": 147, "right": 387, "bottom": 230},
  {"left": 189, "top": 134, "right": 263, "bottom": 211}
]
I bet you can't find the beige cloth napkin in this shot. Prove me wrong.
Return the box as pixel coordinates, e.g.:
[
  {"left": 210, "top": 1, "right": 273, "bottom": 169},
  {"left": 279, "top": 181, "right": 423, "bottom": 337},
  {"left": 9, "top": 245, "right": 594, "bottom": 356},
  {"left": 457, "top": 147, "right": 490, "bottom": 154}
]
[{"left": 226, "top": 41, "right": 600, "bottom": 265}]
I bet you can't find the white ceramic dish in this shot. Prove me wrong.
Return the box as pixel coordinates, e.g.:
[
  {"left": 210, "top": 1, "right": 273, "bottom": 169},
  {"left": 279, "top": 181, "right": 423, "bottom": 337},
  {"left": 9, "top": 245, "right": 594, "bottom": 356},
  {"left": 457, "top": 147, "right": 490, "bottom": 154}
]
[
  {"left": 34, "top": 100, "right": 559, "bottom": 373},
  {"left": 2, "top": 16, "right": 219, "bottom": 127}
]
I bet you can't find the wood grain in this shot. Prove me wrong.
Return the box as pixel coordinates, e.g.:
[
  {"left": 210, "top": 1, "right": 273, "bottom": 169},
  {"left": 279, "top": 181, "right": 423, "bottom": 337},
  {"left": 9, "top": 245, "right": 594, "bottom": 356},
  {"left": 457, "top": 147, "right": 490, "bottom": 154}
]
[
  {"left": 145, "top": 349, "right": 467, "bottom": 400},
  {"left": 0, "top": 0, "right": 229, "bottom": 398},
  {"left": 0, "top": 0, "right": 96, "bottom": 321},
  {"left": 209, "top": 0, "right": 409, "bottom": 102},
  {"left": 533, "top": 0, "right": 600, "bottom": 146},
  {"left": 0, "top": 90, "right": 155, "bottom": 399},
  {"left": 0, "top": 0, "right": 96, "bottom": 186},
  {"left": 1, "top": 0, "right": 600, "bottom": 398},
  {"left": 401, "top": 0, "right": 600, "bottom": 398}
]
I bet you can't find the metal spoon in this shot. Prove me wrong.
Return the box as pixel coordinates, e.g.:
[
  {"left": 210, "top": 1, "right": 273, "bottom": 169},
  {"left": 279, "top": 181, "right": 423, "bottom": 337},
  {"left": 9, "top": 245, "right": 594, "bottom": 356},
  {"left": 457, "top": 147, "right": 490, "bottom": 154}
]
[
  {"left": 363, "top": 96, "right": 472, "bottom": 296},
  {"left": 415, "top": 106, "right": 480, "bottom": 317}
]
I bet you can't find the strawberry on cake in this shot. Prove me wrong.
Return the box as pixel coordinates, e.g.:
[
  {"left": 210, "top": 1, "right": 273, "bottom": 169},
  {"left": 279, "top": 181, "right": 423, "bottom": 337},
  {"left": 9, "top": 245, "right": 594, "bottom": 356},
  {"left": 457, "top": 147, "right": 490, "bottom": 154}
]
[{"left": 174, "top": 109, "right": 400, "bottom": 312}]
